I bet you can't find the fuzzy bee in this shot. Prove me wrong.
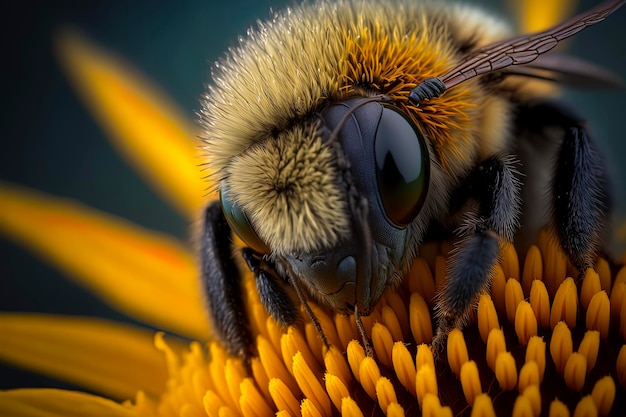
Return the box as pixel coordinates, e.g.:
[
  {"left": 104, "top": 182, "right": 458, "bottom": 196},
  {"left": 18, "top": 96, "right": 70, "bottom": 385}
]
[{"left": 198, "top": 0, "right": 623, "bottom": 360}]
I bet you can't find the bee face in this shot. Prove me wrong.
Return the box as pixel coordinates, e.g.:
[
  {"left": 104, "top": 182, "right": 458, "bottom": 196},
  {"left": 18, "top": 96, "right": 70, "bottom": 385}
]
[
  {"left": 221, "top": 96, "right": 432, "bottom": 313},
  {"left": 200, "top": 0, "right": 623, "bottom": 359}
]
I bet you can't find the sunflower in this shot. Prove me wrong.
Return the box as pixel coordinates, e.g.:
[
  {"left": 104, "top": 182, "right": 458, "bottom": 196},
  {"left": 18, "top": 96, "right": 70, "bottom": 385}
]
[{"left": 1, "top": 1, "right": 626, "bottom": 417}]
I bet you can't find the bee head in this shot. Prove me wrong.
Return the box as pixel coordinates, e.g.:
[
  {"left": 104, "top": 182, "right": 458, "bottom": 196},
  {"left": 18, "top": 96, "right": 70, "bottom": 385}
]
[{"left": 221, "top": 96, "right": 430, "bottom": 313}]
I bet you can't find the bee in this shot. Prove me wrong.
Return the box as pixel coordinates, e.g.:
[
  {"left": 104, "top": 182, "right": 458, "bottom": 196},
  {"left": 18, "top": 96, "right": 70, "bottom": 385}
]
[{"left": 198, "top": 0, "right": 624, "bottom": 360}]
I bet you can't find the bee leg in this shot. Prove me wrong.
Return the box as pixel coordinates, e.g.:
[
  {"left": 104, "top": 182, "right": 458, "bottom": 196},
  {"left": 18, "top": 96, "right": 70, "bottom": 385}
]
[
  {"left": 200, "top": 201, "right": 254, "bottom": 361},
  {"left": 433, "top": 155, "right": 521, "bottom": 353},
  {"left": 552, "top": 118, "right": 611, "bottom": 273},
  {"left": 241, "top": 248, "right": 300, "bottom": 327},
  {"left": 516, "top": 100, "right": 612, "bottom": 272}
]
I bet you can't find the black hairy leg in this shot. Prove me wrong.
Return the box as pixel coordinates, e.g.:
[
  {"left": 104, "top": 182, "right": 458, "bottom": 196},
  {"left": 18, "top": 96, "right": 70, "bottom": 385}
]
[
  {"left": 200, "top": 201, "right": 253, "bottom": 361},
  {"left": 552, "top": 121, "right": 611, "bottom": 272},
  {"left": 516, "top": 101, "right": 612, "bottom": 273},
  {"left": 433, "top": 155, "right": 521, "bottom": 352},
  {"left": 241, "top": 248, "right": 300, "bottom": 327}
]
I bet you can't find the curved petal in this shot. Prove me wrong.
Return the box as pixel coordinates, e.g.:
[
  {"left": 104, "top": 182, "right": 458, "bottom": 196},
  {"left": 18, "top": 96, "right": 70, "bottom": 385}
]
[
  {"left": 0, "top": 314, "right": 180, "bottom": 401},
  {"left": 0, "top": 183, "right": 210, "bottom": 340},
  {"left": 55, "top": 28, "right": 211, "bottom": 219},
  {"left": 509, "top": 0, "right": 576, "bottom": 33},
  {"left": 0, "top": 389, "right": 140, "bottom": 417}
]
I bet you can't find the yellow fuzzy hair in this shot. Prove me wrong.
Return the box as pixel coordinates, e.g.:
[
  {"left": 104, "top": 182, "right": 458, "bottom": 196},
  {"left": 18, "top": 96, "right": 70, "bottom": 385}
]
[{"left": 199, "top": 0, "right": 547, "bottom": 253}]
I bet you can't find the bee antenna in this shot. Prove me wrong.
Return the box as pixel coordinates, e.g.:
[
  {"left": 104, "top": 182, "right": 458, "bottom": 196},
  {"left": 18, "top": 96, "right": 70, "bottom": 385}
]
[
  {"left": 408, "top": 78, "right": 446, "bottom": 106},
  {"left": 352, "top": 195, "right": 374, "bottom": 357},
  {"left": 355, "top": 305, "right": 373, "bottom": 357},
  {"left": 279, "top": 255, "right": 330, "bottom": 349},
  {"left": 327, "top": 94, "right": 391, "bottom": 144},
  {"left": 409, "top": 0, "right": 625, "bottom": 105}
]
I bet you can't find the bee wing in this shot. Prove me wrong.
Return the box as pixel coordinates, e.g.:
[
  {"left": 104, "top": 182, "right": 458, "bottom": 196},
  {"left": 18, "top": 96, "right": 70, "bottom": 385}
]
[
  {"left": 504, "top": 54, "right": 623, "bottom": 89},
  {"left": 441, "top": 0, "right": 624, "bottom": 90}
]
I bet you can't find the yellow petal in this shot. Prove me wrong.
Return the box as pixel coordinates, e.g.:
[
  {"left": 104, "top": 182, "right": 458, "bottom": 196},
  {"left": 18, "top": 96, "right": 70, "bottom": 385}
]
[
  {"left": 563, "top": 352, "right": 587, "bottom": 392},
  {"left": 269, "top": 378, "right": 300, "bottom": 417},
  {"left": 225, "top": 359, "right": 246, "bottom": 413},
  {"left": 257, "top": 336, "right": 298, "bottom": 397},
  {"left": 382, "top": 291, "right": 409, "bottom": 335},
  {"left": 292, "top": 352, "right": 331, "bottom": 416},
  {"left": 525, "top": 336, "right": 546, "bottom": 382},
  {"left": 392, "top": 341, "right": 416, "bottom": 397},
  {"left": 380, "top": 304, "right": 404, "bottom": 342},
  {"left": 0, "top": 389, "right": 139, "bottom": 417},
  {"left": 375, "top": 377, "right": 398, "bottom": 413},
  {"left": 550, "top": 278, "right": 578, "bottom": 329},
  {"left": 578, "top": 331, "right": 600, "bottom": 372},
  {"left": 334, "top": 314, "right": 358, "bottom": 348},
  {"left": 512, "top": 394, "right": 534, "bottom": 417},
  {"left": 478, "top": 294, "right": 499, "bottom": 344},
  {"left": 416, "top": 343, "right": 435, "bottom": 370},
  {"left": 0, "top": 313, "right": 168, "bottom": 400},
  {"left": 518, "top": 361, "right": 540, "bottom": 394},
  {"left": 505, "top": 278, "right": 524, "bottom": 325},
  {"left": 341, "top": 397, "right": 365, "bottom": 417},
  {"left": 447, "top": 328, "right": 468, "bottom": 378},
  {"left": 386, "top": 402, "right": 406, "bottom": 417},
  {"left": 514, "top": 301, "right": 538, "bottom": 346},
  {"left": 521, "top": 385, "right": 541, "bottom": 417},
  {"left": 358, "top": 357, "right": 381, "bottom": 401},
  {"left": 460, "top": 360, "right": 481, "bottom": 406},
  {"left": 491, "top": 264, "right": 507, "bottom": 316},
  {"left": 281, "top": 327, "right": 322, "bottom": 377},
  {"left": 595, "top": 258, "right": 612, "bottom": 294},
  {"left": 471, "top": 393, "right": 496, "bottom": 417},
  {"left": 239, "top": 378, "right": 273, "bottom": 417},
  {"left": 208, "top": 343, "right": 238, "bottom": 411},
  {"left": 347, "top": 340, "right": 366, "bottom": 383},
  {"left": 495, "top": 351, "right": 517, "bottom": 391},
  {"left": 486, "top": 328, "right": 506, "bottom": 372},
  {"left": 219, "top": 405, "right": 240, "bottom": 417},
  {"left": 590, "top": 376, "right": 616, "bottom": 417},
  {"left": 541, "top": 233, "right": 568, "bottom": 298},
  {"left": 203, "top": 391, "right": 226, "bottom": 417},
  {"left": 573, "top": 396, "right": 598, "bottom": 417},
  {"left": 407, "top": 256, "right": 436, "bottom": 303},
  {"left": 415, "top": 366, "right": 438, "bottom": 409},
  {"left": 371, "top": 323, "right": 394, "bottom": 368},
  {"left": 580, "top": 269, "right": 601, "bottom": 310},
  {"left": 610, "top": 282, "right": 626, "bottom": 331},
  {"left": 529, "top": 280, "right": 551, "bottom": 329},
  {"left": 250, "top": 358, "right": 271, "bottom": 401},
  {"left": 410, "top": 293, "right": 433, "bottom": 344},
  {"left": 300, "top": 398, "right": 323, "bottom": 417},
  {"left": 501, "top": 242, "right": 520, "bottom": 281},
  {"left": 324, "top": 373, "right": 349, "bottom": 412},
  {"left": 0, "top": 183, "right": 209, "bottom": 340},
  {"left": 421, "top": 393, "right": 443, "bottom": 417},
  {"left": 324, "top": 346, "right": 352, "bottom": 387},
  {"left": 521, "top": 245, "right": 543, "bottom": 295},
  {"left": 585, "top": 291, "right": 610, "bottom": 340},
  {"left": 549, "top": 398, "right": 570, "bottom": 417},
  {"left": 55, "top": 29, "right": 207, "bottom": 218},
  {"left": 550, "top": 321, "right": 573, "bottom": 375}
]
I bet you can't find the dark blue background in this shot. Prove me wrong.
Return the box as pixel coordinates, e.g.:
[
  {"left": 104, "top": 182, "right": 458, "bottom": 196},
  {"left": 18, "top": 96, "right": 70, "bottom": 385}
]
[{"left": 1, "top": 0, "right": 625, "bottom": 392}]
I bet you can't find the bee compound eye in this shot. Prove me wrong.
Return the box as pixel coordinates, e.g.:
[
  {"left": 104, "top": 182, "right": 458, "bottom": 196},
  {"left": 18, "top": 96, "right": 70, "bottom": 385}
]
[
  {"left": 220, "top": 187, "right": 270, "bottom": 254},
  {"left": 374, "top": 105, "right": 430, "bottom": 226}
]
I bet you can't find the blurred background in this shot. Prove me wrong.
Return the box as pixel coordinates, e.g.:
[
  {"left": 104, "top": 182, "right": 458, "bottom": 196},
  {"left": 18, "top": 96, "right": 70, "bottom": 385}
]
[{"left": 1, "top": 0, "right": 625, "bottom": 391}]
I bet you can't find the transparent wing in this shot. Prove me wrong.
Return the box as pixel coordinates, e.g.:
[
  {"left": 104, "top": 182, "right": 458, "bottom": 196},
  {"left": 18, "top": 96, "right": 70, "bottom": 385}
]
[{"left": 441, "top": 0, "right": 624, "bottom": 89}]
